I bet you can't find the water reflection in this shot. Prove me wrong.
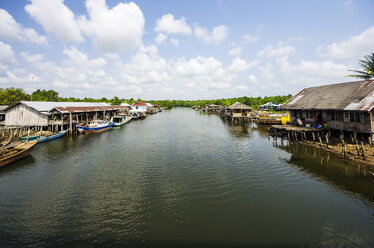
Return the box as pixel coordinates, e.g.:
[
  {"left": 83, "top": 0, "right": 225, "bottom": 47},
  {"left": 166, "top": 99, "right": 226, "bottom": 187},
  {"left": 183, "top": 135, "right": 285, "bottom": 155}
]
[{"left": 276, "top": 141, "right": 374, "bottom": 202}]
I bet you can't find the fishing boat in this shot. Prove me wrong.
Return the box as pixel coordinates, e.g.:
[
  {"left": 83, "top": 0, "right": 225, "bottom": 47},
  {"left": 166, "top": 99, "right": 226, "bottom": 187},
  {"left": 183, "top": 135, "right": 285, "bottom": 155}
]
[
  {"left": 76, "top": 120, "right": 114, "bottom": 134},
  {"left": 111, "top": 115, "right": 132, "bottom": 126},
  {"left": 0, "top": 139, "right": 39, "bottom": 168},
  {"left": 20, "top": 129, "right": 69, "bottom": 143},
  {"left": 139, "top": 113, "right": 147, "bottom": 120}
]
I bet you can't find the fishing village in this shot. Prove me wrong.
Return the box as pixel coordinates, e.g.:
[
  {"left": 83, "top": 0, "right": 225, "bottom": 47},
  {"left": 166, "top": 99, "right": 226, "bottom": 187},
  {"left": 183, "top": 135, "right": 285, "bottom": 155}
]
[
  {"left": 3, "top": 79, "right": 374, "bottom": 173},
  {"left": 1, "top": 0, "right": 374, "bottom": 247}
]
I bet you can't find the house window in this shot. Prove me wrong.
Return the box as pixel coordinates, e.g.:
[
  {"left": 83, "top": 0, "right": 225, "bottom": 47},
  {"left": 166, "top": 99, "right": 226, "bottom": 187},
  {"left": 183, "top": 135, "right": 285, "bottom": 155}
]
[
  {"left": 136, "top": 106, "right": 138, "bottom": 109},
  {"left": 355, "top": 112, "right": 360, "bottom": 122},
  {"left": 327, "top": 112, "right": 331, "bottom": 121},
  {"left": 360, "top": 112, "right": 365, "bottom": 123},
  {"left": 331, "top": 111, "right": 336, "bottom": 121},
  {"left": 344, "top": 112, "right": 350, "bottom": 122},
  {"left": 302, "top": 110, "right": 306, "bottom": 118},
  {"left": 306, "top": 111, "right": 311, "bottom": 119}
]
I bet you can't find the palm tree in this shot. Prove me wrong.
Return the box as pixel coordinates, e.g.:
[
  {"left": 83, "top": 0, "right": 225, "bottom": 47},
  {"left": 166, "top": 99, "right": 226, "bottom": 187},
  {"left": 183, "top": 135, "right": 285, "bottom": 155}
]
[{"left": 347, "top": 53, "right": 374, "bottom": 80}]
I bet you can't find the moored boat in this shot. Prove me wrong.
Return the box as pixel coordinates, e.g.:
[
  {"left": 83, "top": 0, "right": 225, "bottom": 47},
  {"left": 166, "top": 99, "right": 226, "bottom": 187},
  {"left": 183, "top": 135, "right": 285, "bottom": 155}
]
[
  {"left": 0, "top": 139, "right": 39, "bottom": 168},
  {"left": 20, "top": 129, "right": 69, "bottom": 143},
  {"left": 111, "top": 115, "right": 132, "bottom": 126},
  {"left": 76, "top": 120, "right": 114, "bottom": 134}
]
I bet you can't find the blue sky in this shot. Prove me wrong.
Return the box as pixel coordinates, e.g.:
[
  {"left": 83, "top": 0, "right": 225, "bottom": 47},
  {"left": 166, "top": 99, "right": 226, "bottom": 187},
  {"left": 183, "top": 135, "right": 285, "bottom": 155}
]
[{"left": 0, "top": 0, "right": 373, "bottom": 100}]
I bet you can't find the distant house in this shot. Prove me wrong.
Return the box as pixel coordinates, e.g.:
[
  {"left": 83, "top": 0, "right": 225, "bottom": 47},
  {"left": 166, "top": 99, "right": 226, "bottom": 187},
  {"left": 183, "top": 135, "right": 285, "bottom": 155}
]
[
  {"left": 259, "top": 102, "right": 280, "bottom": 111},
  {"left": 145, "top": 103, "right": 154, "bottom": 112},
  {"left": 205, "top": 104, "right": 220, "bottom": 112},
  {"left": 120, "top": 103, "right": 131, "bottom": 113},
  {"left": 226, "top": 102, "right": 253, "bottom": 118},
  {"left": 281, "top": 80, "right": 374, "bottom": 134},
  {"left": 131, "top": 101, "right": 147, "bottom": 113}
]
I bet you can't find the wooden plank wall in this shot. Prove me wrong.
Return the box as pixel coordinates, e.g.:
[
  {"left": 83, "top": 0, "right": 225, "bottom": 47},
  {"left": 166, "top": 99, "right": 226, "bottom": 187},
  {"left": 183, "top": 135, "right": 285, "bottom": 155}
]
[{"left": 5, "top": 104, "right": 48, "bottom": 126}]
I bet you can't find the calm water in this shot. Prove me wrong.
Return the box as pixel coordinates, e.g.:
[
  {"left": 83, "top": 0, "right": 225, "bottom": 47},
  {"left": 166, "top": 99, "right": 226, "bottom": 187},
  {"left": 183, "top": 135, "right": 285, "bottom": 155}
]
[{"left": 1, "top": 108, "right": 374, "bottom": 247}]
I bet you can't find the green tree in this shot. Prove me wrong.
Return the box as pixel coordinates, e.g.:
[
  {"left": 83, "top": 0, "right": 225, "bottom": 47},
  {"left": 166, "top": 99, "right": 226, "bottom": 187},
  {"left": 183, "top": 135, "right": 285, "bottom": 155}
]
[
  {"left": 347, "top": 53, "right": 374, "bottom": 80},
  {"left": 0, "top": 87, "right": 31, "bottom": 105},
  {"left": 110, "top": 96, "right": 122, "bottom": 105}
]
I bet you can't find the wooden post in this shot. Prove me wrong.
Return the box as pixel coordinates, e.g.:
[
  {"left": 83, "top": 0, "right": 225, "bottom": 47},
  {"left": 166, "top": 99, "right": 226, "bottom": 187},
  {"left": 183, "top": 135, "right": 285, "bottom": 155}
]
[
  {"left": 342, "top": 140, "right": 347, "bottom": 158},
  {"left": 361, "top": 141, "right": 365, "bottom": 160},
  {"left": 355, "top": 140, "right": 360, "bottom": 156},
  {"left": 69, "top": 113, "right": 72, "bottom": 135},
  {"left": 303, "top": 132, "right": 307, "bottom": 141},
  {"left": 369, "top": 135, "right": 373, "bottom": 148},
  {"left": 325, "top": 134, "right": 329, "bottom": 148},
  {"left": 288, "top": 131, "right": 291, "bottom": 141},
  {"left": 319, "top": 136, "right": 323, "bottom": 150},
  {"left": 312, "top": 132, "right": 315, "bottom": 142},
  {"left": 76, "top": 115, "right": 79, "bottom": 135}
]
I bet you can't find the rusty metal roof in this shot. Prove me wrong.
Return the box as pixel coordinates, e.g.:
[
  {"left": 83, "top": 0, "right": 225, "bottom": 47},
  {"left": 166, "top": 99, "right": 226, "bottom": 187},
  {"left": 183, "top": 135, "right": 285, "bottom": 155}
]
[
  {"left": 51, "top": 105, "right": 126, "bottom": 114},
  {"left": 281, "top": 80, "right": 374, "bottom": 111}
]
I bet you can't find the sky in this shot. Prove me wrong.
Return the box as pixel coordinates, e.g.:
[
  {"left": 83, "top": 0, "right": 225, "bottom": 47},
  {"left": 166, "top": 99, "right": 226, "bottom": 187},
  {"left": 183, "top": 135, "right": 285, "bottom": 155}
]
[{"left": 0, "top": 0, "right": 373, "bottom": 100}]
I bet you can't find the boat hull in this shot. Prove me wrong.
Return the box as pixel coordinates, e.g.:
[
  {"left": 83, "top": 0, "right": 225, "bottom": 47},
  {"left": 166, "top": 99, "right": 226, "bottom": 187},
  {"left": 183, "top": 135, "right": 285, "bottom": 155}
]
[
  {"left": 77, "top": 123, "right": 115, "bottom": 134},
  {"left": 0, "top": 139, "right": 38, "bottom": 168},
  {"left": 39, "top": 129, "right": 69, "bottom": 143}
]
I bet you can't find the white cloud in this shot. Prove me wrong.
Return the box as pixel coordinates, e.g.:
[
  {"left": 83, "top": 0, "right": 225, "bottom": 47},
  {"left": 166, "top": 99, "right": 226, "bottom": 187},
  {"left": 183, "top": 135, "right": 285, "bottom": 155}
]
[
  {"left": 170, "top": 38, "right": 180, "bottom": 46},
  {"left": 243, "top": 34, "right": 260, "bottom": 43},
  {"left": 257, "top": 44, "right": 296, "bottom": 57},
  {"left": 154, "top": 14, "right": 192, "bottom": 35},
  {"left": 227, "top": 57, "right": 258, "bottom": 72},
  {"left": 319, "top": 26, "right": 374, "bottom": 59},
  {"left": 248, "top": 75, "right": 258, "bottom": 84},
  {"left": 79, "top": 0, "right": 145, "bottom": 53},
  {"left": 121, "top": 45, "right": 169, "bottom": 84},
  {"left": 0, "top": 9, "right": 47, "bottom": 45},
  {"left": 228, "top": 46, "right": 242, "bottom": 56},
  {"left": 236, "top": 84, "right": 249, "bottom": 91},
  {"left": 194, "top": 25, "right": 228, "bottom": 44},
  {"left": 0, "top": 41, "right": 16, "bottom": 66},
  {"left": 155, "top": 33, "right": 167, "bottom": 44},
  {"left": 277, "top": 56, "right": 348, "bottom": 85},
  {"left": 25, "top": 0, "right": 83, "bottom": 43}
]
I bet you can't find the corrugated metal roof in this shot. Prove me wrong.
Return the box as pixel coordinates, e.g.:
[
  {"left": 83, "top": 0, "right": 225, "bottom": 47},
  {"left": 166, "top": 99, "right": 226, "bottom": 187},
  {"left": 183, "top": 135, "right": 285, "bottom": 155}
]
[
  {"left": 20, "top": 101, "right": 110, "bottom": 112},
  {"left": 145, "top": 103, "right": 153, "bottom": 106},
  {"left": 228, "top": 102, "right": 253, "bottom": 110},
  {"left": 282, "top": 80, "right": 374, "bottom": 111},
  {"left": 120, "top": 103, "right": 131, "bottom": 107},
  {"left": 52, "top": 105, "right": 125, "bottom": 113}
]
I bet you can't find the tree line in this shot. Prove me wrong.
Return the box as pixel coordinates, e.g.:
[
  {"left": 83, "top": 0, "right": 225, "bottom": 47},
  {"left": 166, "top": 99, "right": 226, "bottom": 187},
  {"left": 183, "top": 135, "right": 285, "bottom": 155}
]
[{"left": 0, "top": 87, "right": 292, "bottom": 109}]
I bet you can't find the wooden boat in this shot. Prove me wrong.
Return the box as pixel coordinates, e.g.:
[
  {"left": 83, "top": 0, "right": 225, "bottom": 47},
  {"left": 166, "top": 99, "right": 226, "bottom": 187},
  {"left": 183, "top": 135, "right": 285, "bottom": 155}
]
[
  {"left": 111, "top": 115, "right": 132, "bottom": 126},
  {"left": 20, "top": 129, "right": 69, "bottom": 143},
  {"left": 139, "top": 113, "right": 147, "bottom": 120},
  {"left": 0, "top": 139, "right": 39, "bottom": 167},
  {"left": 76, "top": 120, "right": 114, "bottom": 134}
]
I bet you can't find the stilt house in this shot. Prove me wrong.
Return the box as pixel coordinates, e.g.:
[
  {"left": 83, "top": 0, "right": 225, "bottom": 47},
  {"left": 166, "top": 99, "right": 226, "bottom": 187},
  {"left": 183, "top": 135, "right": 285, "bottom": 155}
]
[{"left": 281, "top": 80, "right": 374, "bottom": 134}]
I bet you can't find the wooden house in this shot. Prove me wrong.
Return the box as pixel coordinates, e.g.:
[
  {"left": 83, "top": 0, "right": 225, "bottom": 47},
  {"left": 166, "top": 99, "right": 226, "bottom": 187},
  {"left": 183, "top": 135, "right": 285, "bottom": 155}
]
[
  {"left": 281, "top": 80, "right": 374, "bottom": 134},
  {"left": 225, "top": 102, "right": 253, "bottom": 123},
  {"left": 4, "top": 101, "right": 111, "bottom": 127},
  {"left": 205, "top": 104, "right": 220, "bottom": 112}
]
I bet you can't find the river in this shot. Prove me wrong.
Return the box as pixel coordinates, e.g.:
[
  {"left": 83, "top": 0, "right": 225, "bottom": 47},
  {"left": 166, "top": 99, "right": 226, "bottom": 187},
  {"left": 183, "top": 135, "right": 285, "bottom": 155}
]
[{"left": 0, "top": 108, "right": 374, "bottom": 247}]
